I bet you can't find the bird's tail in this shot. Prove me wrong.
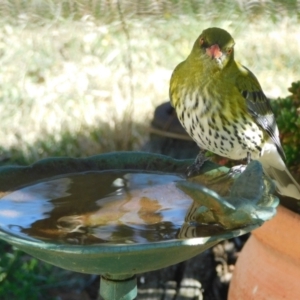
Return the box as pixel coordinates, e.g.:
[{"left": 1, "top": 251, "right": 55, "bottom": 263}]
[
  {"left": 263, "top": 164, "right": 300, "bottom": 200},
  {"left": 259, "top": 148, "right": 300, "bottom": 200}
]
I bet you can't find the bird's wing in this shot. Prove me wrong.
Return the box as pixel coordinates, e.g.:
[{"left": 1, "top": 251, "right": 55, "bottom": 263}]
[{"left": 235, "top": 64, "right": 286, "bottom": 160}]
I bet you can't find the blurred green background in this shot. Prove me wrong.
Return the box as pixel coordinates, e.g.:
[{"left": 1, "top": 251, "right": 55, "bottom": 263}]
[
  {"left": 0, "top": 0, "right": 299, "bottom": 299},
  {"left": 0, "top": 0, "right": 299, "bottom": 165}
]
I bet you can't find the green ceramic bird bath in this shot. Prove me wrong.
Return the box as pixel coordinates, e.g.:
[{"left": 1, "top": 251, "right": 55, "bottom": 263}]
[{"left": 0, "top": 152, "right": 278, "bottom": 299}]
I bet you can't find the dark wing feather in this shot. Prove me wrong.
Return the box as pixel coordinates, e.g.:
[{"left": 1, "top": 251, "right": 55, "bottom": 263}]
[{"left": 236, "top": 65, "right": 286, "bottom": 160}]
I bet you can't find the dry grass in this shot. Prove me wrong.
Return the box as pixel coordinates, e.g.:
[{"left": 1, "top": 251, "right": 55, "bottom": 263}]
[{"left": 0, "top": 0, "right": 299, "bottom": 164}]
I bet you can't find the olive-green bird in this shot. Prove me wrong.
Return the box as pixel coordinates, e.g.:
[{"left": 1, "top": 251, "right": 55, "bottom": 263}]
[{"left": 169, "top": 27, "right": 300, "bottom": 199}]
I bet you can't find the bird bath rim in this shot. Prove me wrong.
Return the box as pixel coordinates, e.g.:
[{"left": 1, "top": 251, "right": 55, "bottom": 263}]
[
  {"left": 0, "top": 220, "right": 257, "bottom": 251},
  {"left": 0, "top": 151, "right": 278, "bottom": 277}
]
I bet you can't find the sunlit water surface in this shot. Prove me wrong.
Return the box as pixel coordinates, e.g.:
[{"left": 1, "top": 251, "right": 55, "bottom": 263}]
[{"left": 0, "top": 171, "right": 228, "bottom": 245}]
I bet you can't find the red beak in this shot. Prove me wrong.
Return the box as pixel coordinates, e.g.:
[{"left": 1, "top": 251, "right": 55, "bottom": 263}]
[{"left": 206, "top": 44, "right": 222, "bottom": 59}]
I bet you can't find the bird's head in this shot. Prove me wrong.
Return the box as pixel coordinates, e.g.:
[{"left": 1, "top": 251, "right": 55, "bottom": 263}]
[{"left": 191, "top": 27, "right": 235, "bottom": 69}]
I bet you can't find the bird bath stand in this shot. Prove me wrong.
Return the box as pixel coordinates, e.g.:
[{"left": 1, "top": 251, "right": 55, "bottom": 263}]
[{"left": 0, "top": 152, "right": 278, "bottom": 299}]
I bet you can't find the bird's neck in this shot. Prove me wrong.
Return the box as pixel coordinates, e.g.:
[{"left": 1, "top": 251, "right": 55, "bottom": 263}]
[{"left": 184, "top": 54, "right": 230, "bottom": 89}]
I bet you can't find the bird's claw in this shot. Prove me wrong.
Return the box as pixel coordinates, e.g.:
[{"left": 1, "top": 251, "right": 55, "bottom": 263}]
[
  {"left": 186, "top": 151, "right": 209, "bottom": 177},
  {"left": 227, "top": 164, "right": 247, "bottom": 178}
]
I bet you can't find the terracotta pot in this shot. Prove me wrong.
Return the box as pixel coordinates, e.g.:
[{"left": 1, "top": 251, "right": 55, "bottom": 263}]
[{"left": 228, "top": 205, "right": 300, "bottom": 300}]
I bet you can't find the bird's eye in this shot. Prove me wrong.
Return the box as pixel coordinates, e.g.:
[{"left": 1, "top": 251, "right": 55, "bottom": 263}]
[
  {"left": 227, "top": 48, "right": 233, "bottom": 54},
  {"left": 199, "top": 37, "right": 205, "bottom": 46}
]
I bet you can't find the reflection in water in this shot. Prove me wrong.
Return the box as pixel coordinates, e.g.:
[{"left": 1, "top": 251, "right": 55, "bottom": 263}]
[
  {"left": 0, "top": 171, "right": 230, "bottom": 245},
  {"left": 0, "top": 178, "right": 71, "bottom": 229}
]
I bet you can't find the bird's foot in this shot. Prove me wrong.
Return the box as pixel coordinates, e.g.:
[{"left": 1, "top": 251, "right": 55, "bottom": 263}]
[
  {"left": 227, "top": 164, "right": 247, "bottom": 178},
  {"left": 186, "top": 151, "right": 209, "bottom": 177}
]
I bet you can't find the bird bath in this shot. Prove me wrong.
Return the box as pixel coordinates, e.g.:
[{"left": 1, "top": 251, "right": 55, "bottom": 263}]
[{"left": 0, "top": 152, "right": 278, "bottom": 299}]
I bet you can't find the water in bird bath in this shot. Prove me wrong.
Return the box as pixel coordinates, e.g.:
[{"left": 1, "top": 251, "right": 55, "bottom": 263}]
[{"left": 0, "top": 170, "right": 228, "bottom": 245}]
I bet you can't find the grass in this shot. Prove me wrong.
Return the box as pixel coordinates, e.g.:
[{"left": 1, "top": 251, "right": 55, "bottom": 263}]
[
  {"left": 0, "top": 0, "right": 299, "bottom": 165},
  {"left": 0, "top": 0, "right": 299, "bottom": 298}
]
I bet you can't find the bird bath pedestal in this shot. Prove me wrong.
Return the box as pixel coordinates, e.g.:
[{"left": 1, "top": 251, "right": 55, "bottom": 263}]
[{"left": 0, "top": 152, "right": 278, "bottom": 299}]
